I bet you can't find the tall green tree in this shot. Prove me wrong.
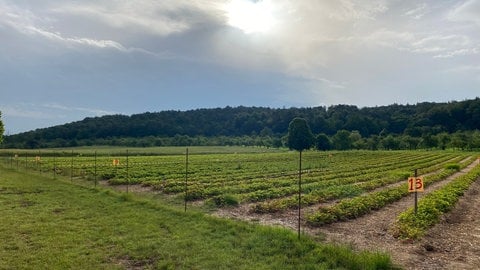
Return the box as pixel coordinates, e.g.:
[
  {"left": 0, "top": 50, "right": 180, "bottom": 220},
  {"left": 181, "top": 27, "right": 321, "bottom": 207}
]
[
  {"left": 287, "top": 117, "right": 314, "bottom": 239},
  {"left": 332, "top": 130, "right": 352, "bottom": 150},
  {"left": 287, "top": 118, "right": 315, "bottom": 151}
]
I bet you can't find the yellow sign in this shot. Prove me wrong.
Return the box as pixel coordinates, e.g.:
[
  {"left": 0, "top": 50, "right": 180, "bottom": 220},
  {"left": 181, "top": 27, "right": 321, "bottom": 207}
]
[
  {"left": 112, "top": 159, "right": 120, "bottom": 166},
  {"left": 14, "top": 154, "right": 18, "bottom": 159},
  {"left": 35, "top": 156, "right": 41, "bottom": 162},
  {"left": 408, "top": 177, "right": 424, "bottom": 192}
]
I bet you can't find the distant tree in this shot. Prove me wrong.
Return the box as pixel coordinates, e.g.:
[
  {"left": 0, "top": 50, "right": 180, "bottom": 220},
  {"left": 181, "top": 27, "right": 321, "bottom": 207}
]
[
  {"left": 332, "top": 130, "right": 352, "bottom": 150},
  {"left": 349, "top": 130, "right": 364, "bottom": 149},
  {"left": 365, "top": 135, "right": 380, "bottom": 150},
  {"left": 315, "top": 133, "right": 332, "bottom": 151},
  {"left": 450, "top": 132, "right": 468, "bottom": 150},
  {"left": 421, "top": 134, "right": 438, "bottom": 149},
  {"left": 435, "top": 132, "right": 450, "bottom": 150},
  {"left": 401, "top": 135, "right": 421, "bottom": 150},
  {"left": 381, "top": 135, "right": 401, "bottom": 150},
  {"left": 272, "top": 137, "right": 283, "bottom": 148},
  {"left": 259, "top": 127, "right": 273, "bottom": 137},
  {"left": 469, "top": 130, "right": 480, "bottom": 150},
  {"left": 0, "top": 111, "right": 4, "bottom": 145}
]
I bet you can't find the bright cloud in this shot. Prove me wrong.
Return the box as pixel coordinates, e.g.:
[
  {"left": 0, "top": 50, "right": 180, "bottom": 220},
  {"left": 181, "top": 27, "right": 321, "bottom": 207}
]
[{"left": 224, "top": 0, "right": 277, "bottom": 34}]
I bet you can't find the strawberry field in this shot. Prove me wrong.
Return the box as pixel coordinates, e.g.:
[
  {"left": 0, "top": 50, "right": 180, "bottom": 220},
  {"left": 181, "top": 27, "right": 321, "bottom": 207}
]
[{"left": 1, "top": 149, "right": 476, "bottom": 220}]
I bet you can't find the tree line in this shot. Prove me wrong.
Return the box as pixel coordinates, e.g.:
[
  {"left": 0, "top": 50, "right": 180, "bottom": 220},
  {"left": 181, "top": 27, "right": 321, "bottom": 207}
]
[{"left": 2, "top": 98, "right": 480, "bottom": 150}]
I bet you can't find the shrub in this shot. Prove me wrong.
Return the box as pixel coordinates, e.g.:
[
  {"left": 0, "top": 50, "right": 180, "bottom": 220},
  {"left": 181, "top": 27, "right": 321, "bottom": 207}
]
[
  {"left": 207, "top": 194, "right": 239, "bottom": 207},
  {"left": 444, "top": 163, "right": 460, "bottom": 171}
]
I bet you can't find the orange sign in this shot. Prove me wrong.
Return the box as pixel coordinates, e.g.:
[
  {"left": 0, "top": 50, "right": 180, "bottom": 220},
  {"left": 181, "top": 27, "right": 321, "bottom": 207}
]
[
  {"left": 112, "top": 159, "right": 120, "bottom": 166},
  {"left": 408, "top": 177, "right": 424, "bottom": 192}
]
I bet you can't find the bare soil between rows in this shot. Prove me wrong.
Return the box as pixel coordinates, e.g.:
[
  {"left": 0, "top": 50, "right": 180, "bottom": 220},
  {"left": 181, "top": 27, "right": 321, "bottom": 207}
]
[{"left": 214, "top": 160, "right": 480, "bottom": 269}]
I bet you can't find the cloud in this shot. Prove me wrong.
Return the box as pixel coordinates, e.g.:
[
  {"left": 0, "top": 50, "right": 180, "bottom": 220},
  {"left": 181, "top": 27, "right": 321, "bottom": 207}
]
[
  {"left": 404, "top": 3, "right": 428, "bottom": 19},
  {"left": 1, "top": 2, "right": 138, "bottom": 53},
  {"left": 448, "top": 0, "right": 480, "bottom": 25},
  {"left": 42, "top": 103, "right": 118, "bottom": 116},
  {"left": 1, "top": 103, "right": 117, "bottom": 119},
  {"left": 363, "top": 29, "right": 479, "bottom": 58},
  {"left": 52, "top": 2, "right": 191, "bottom": 36},
  {"left": 24, "top": 25, "right": 128, "bottom": 51},
  {"left": 1, "top": 104, "right": 56, "bottom": 120}
]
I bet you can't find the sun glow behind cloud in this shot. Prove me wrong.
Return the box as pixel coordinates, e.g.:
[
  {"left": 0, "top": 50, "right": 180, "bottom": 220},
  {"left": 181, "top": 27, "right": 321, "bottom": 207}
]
[{"left": 224, "top": 0, "right": 277, "bottom": 34}]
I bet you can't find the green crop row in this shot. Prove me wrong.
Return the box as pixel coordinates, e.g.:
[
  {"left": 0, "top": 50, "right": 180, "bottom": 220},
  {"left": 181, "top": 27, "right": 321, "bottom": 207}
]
[
  {"left": 392, "top": 163, "right": 480, "bottom": 239},
  {"left": 179, "top": 152, "right": 460, "bottom": 202},
  {"left": 251, "top": 155, "right": 465, "bottom": 213},
  {"left": 305, "top": 159, "right": 472, "bottom": 226}
]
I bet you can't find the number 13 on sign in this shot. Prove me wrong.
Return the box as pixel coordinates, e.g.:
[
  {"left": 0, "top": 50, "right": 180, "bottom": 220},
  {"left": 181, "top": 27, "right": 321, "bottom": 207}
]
[{"left": 408, "top": 177, "right": 424, "bottom": 192}]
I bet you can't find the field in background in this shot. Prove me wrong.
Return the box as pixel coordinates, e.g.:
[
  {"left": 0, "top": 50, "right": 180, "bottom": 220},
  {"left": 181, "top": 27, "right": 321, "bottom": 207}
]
[{"left": 0, "top": 145, "right": 286, "bottom": 156}]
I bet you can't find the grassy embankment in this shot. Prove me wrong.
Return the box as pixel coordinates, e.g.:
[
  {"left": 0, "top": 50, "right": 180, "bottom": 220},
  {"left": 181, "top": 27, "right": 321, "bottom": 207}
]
[{"left": 0, "top": 167, "right": 396, "bottom": 269}]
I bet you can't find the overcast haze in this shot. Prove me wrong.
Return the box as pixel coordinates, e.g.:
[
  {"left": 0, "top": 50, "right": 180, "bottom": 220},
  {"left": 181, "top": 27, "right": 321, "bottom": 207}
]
[{"left": 1, "top": 0, "right": 479, "bottom": 134}]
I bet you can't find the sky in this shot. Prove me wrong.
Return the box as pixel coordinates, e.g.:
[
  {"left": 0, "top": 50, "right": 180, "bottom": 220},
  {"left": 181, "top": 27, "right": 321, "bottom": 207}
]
[{"left": 1, "top": 0, "right": 480, "bottom": 134}]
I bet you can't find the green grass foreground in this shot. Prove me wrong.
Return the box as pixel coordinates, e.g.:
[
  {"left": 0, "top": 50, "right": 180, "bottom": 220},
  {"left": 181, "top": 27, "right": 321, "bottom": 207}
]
[{"left": 0, "top": 168, "right": 397, "bottom": 269}]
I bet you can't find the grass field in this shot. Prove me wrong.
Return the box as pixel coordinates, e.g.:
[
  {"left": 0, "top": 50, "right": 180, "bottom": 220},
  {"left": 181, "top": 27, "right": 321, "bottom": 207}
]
[{"left": 0, "top": 167, "right": 395, "bottom": 269}]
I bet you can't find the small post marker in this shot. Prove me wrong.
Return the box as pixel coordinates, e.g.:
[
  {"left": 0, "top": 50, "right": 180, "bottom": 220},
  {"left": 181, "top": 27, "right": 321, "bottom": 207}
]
[
  {"left": 126, "top": 150, "right": 129, "bottom": 194},
  {"left": 185, "top": 147, "right": 189, "bottom": 212},
  {"left": 414, "top": 169, "right": 418, "bottom": 215},
  {"left": 53, "top": 152, "right": 56, "bottom": 179},
  {"left": 94, "top": 150, "right": 97, "bottom": 187},
  {"left": 298, "top": 150, "right": 302, "bottom": 239},
  {"left": 71, "top": 150, "right": 74, "bottom": 181},
  {"left": 408, "top": 169, "right": 424, "bottom": 215}
]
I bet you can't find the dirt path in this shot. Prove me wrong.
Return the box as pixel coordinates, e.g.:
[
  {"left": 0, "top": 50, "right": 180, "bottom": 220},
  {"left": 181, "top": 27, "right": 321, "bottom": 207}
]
[{"left": 215, "top": 160, "right": 480, "bottom": 269}]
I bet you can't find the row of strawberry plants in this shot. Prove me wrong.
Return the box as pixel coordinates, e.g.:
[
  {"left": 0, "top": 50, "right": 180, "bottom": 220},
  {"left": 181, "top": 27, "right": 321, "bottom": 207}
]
[
  {"left": 392, "top": 163, "right": 480, "bottom": 239},
  {"left": 4, "top": 150, "right": 437, "bottom": 184},
  {"left": 305, "top": 157, "right": 475, "bottom": 226},
  {"left": 35, "top": 151, "right": 439, "bottom": 188},
  {"left": 95, "top": 152, "right": 466, "bottom": 203},
  {"left": 165, "top": 152, "right": 455, "bottom": 201},
  {"left": 158, "top": 151, "right": 409, "bottom": 186},
  {"left": 162, "top": 152, "right": 458, "bottom": 200},
  {"left": 158, "top": 152, "right": 460, "bottom": 201},
  {"left": 250, "top": 154, "right": 465, "bottom": 212}
]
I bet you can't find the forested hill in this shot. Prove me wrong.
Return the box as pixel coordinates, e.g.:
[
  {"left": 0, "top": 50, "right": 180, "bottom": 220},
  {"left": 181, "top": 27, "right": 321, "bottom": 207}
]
[{"left": 3, "top": 98, "right": 480, "bottom": 149}]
